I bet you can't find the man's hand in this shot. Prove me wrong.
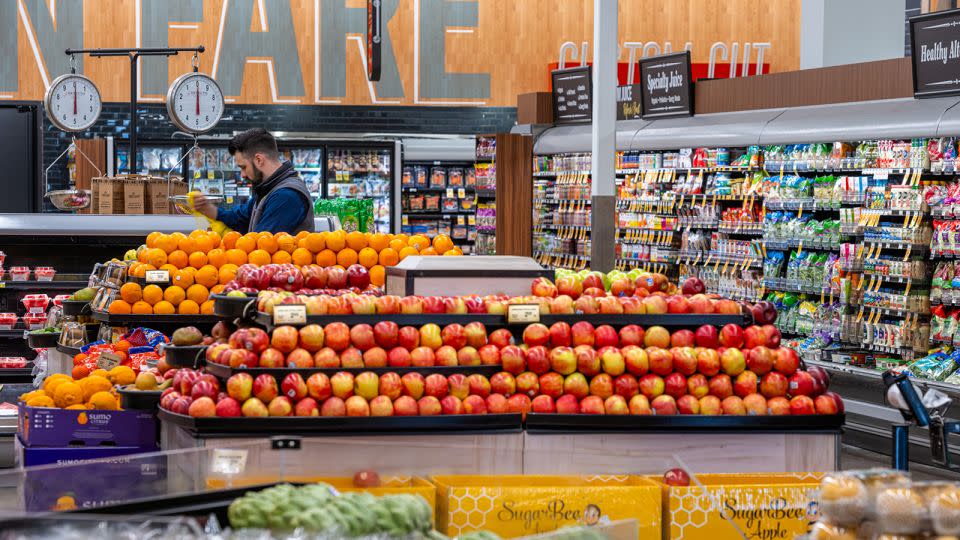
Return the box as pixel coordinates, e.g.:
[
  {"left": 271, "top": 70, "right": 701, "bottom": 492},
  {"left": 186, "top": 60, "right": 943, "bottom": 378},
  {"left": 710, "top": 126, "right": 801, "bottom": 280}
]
[{"left": 191, "top": 194, "right": 218, "bottom": 220}]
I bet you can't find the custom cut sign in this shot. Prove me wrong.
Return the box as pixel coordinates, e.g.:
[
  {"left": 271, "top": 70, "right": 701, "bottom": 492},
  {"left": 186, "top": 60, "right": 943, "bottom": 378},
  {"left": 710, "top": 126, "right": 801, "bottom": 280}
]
[
  {"left": 911, "top": 8, "right": 960, "bottom": 98},
  {"left": 639, "top": 51, "right": 693, "bottom": 119},
  {"left": 551, "top": 66, "right": 592, "bottom": 124}
]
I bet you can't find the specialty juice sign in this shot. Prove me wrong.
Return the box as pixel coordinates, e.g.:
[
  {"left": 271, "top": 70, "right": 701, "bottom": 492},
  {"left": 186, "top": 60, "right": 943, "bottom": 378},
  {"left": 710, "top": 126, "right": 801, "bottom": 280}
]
[
  {"left": 911, "top": 8, "right": 960, "bottom": 98},
  {"left": 639, "top": 51, "right": 694, "bottom": 119}
]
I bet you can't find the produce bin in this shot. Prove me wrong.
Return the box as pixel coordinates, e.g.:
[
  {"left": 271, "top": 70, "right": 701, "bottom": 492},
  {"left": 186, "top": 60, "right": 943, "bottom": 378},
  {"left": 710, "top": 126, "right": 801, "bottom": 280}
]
[
  {"left": 658, "top": 473, "right": 823, "bottom": 540},
  {"left": 386, "top": 256, "right": 551, "bottom": 297},
  {"left": 18, "top": 404, "right": 157, "bottom": 447},
  {"left": 432, "top": 474, "right": 661, "bottom": 539}
]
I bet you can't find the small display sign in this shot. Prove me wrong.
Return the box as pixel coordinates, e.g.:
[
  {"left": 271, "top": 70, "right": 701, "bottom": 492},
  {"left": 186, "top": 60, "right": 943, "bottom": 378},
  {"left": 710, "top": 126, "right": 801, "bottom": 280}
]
[
  {"left": 616, "top": 83, "right": 643, "bottom": 120},
  {"left": 551, "top": 66, "right": 592, "bottom": 124},
  {"left": 97, "top": 352, "right": 122, "bottom": 370},
  {"left": 273, "top": 304, "right": 307, "bottom": 325},
  {"left": 145, "top": 270, "right": 170, "bottom": 284},
  {"left": 910, "top": 8, "right": 960, "bottom": 98},
  {"left": 507, "top": 304, "right": 540, "bottom": 324},
  {"left": 639, "top": 51, "right": 693, "bottom": 119}
]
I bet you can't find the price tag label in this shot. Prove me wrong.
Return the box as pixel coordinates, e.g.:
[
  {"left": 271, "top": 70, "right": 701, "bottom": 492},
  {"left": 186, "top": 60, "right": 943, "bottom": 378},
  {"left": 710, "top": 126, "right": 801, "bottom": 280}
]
[
  {"left": 145, "top": 270, "right": 170, "bottom": 284},
  {"left": 458, "top": 188, "right": 466, "bottom": 198},
  {"left": 273, "top": 304, "right": 307, "bottom": 325},
  {"left": 446, "top": 188, "right": 454, "bottom": 198},
  {"left": 97, "top": 352, "right": 122, "bottom": 370},
  {"left": 211, "top": 448, "right": 249, "bottom": 476},
  {"left": 468, "top": 215, "right": 476, "bottom": 225},
  {"left": 401, "top": 216, "right": 409, "bottom": 225},
  {"left": 507, "top": 304, "right": 541, "bottom": 324},
  {"left": 457, "top": 216, "right": 465, "bottom": 225}
]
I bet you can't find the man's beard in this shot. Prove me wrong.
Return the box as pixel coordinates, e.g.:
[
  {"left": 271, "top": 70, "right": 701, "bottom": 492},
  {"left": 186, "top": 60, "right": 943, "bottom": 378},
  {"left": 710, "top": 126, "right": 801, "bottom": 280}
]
[{"left": 250, "top": 164, "right": 264, "bottom": 184}]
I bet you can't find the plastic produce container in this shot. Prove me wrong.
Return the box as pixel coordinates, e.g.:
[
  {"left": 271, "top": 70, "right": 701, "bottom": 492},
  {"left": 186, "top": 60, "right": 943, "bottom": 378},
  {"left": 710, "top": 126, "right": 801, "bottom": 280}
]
[
  {"left": 0, "top": 357, "right": 26, "bottom": 368},
  {"left": 23, "top": 314, "right": 47, "bottom": 331},
  {"left": 34, "top": 267, "right": 56, "bottom": 281},
  {"left": 52, "top": 295, "right": 71, "bottom": 307},
  {"left": 21, "top": 294, "right": 50, "bottom": 314},
  {"left": 0, "top": 313, "right": 17, "bottom": 330},
  {"left": 0, "top": 250, "right": 6, "bottom": 267},
  {"left": 9, "top": 267, "right": 30, "bottom": 281}
]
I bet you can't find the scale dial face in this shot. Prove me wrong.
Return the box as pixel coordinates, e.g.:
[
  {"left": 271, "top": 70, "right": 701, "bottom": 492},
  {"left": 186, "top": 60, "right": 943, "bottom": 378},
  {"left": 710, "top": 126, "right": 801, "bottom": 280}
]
[
  {"left": 166, "top": 72, "right": 225, "bottom": 134},
  {"left": 43, "top": 74, "right": 102, "bottom": 132}
]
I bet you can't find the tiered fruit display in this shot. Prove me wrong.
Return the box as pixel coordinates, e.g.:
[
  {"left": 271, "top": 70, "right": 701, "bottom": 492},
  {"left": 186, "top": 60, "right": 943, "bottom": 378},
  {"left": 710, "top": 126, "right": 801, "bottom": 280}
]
[
  {"left": 108, "top": 230, "right": 461, "bottom": 315},
  {"left": 208, "top": 323, "right": 503, "bottom": 369},
  {"left": 69, "top": 328, "right": 169, "bottom": 379}
]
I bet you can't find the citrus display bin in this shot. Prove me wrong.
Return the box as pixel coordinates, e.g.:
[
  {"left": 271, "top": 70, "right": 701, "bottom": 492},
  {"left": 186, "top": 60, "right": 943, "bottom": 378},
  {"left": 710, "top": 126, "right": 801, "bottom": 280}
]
[
  {"left": 659, "top": 473, "right": 823, "bottom": 540},
  {"left": 432, "top": 475, "right": 661, "bottom": 539},
  {"left": 18, "top": 403, "right": 157, "bottom": 447},
  {"left": 205, "top": 476, "right": 436, "bottom": 516}
]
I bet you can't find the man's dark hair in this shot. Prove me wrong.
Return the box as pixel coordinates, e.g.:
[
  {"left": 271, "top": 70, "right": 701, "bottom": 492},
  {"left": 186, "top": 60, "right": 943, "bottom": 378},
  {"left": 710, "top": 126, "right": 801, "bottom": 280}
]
[{"left": 228, "top": 128, "right": 280, "bottom": 160}]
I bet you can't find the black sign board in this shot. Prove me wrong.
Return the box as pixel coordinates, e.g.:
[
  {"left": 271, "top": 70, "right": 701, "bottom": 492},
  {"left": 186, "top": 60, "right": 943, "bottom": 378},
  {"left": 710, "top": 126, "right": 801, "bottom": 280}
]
[
  {"left": 367, "top": 0, "right": 381, "bottom": 82},
  {"left": 639, "top": 51, "right": 693, "bottom": 120},
  {"left": 551, "top": 66, "right": 592, "bottom": 124},
  {"left": 910, "top": 8, "right": 960, "bottom": 98},
  {"left": 616, "top": 84, "right": 643, "bottom": 120}
]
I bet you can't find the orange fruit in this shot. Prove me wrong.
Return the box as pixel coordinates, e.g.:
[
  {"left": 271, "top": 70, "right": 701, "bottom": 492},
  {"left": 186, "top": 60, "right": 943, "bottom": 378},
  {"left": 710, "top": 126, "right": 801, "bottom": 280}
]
[
  {"left": 178, "top": 300, "right": 200, "bottom": 315},
  {"left": 195, "top": 265, "right": 219, "bottom": 288},
  {"left": 388, "top": 239, "right": 407, "bottom": 252},
  {"left": 276, "top": 234, "right": 297, "bottom": 254},
  {"left": 159, "top": 263, "right": 180, "bottom": 276},
  {"left": 272, "top": 250, "right": 292, "bottom": 265},
  {"left": 189, "top": 229, "right": 206, "bottom": 238},
  {"left": 171, "top": 269, "right": 194, "bottom": 288},
  {"left": 114, "top": 340, "right": 131, "bottom": 353},
  {"left": 248, "top": 249, "right": 271, "bottom": 266},
  {"left": 194, "top": 234, "right": 215, "bottom": 254},
  {"left": 108, "top": 300, "right": 132, "bottom": 314},
  {"left": 218, "top": 264, "right": 238, "bottom": 285},
  {"left": 370, "top": 265, "right": 385, "bottom": 287},
  {"left": 398, "top": 246, "right": 419, "bottom": 260},
  {"left": 167, "top": 250, "right": 188, "bottom": 269},
  {"left": 420, "top": 247, "right": 438, "bottom": 256},
  {"left": 189, "top": 251, "right": 209, "bottom": 269},
  {"left": 368, "top": 233, "right": 390, "bottom": 252},
  {"left": 316, "top": 249, "right": 337, "bottom": 267},
  {"left": 119, "top": 282, "right": 142, "bottom": 304},
  {"left": 408, "top": 235, "right": 430, "bottom": 250},
  {"left": 235, "top": 234, "right": 257, "bottom": 254},
  {"left": 378, "top": 247, "right": 399, "bottom": 267},
  {"left": 296, "top": 230, "right": 310, "bottom": 240},
  {"left": 305, "top": 232, "right": 326, "bottom": 253},
  {"left": 432, "top": 234, "right": 454, "bottom": 254},
  {"left": 206, "top": 231, "right": 221, "bottom": 248},
  {"left": 326, "top": 231, "right": 346, "bottom": 252},
  {"left": 186, "top": 284, "right": 209, "bottom": 304},
  {"left": 444, "top": 247, "right": 464, "bottom": 256},
  {"left": 358, "top": 247, "right": 379, "bottom": 268},
  {"left": 226, "top": 249, "right": 248, "bottom": 266},
  {"left": 73, "top": 353, "right": 87, "bottom": 365},
  {"left": 210, "top": 284, "right": 226, "bottom": 295},
  {"left": 145, "top": 248, "right": 167, "bottom": 268},
  {"left": 292, "top": 248, "right": 313, "bottom": 266},
  {"left": 128, "top": 263, "right": 146, "bottom": 278},
  {"left": 394, "top": 233, "right": 409, "bottom": 244},
  {"left": 178, "top": 236, "right": 198, "bottom": 254},
  {"left": 200, "top": 300, "right": 215, "bottom": 315},
  {"left": 256, "top": 235, "right": 279, "bottom": 254},
  {"left": 72, "top": 365, "right": 90, "bottom": 379},
  {"left": 137, "top": 249, "right": 149, "bottom": 263},
  {"left": 142, "top": 285, "right": 163, "bottom": 305},
  {"left": 346, "top": 231, "right": 368, "bottom": 251},
  {"left": 156, "top": 235, "right": 178, "bottom": 255},
  {"left": 207, "top": 248, "right": 227, "bottom": 268},
  {"left": 336, "top": 248, "right": 358, "bottom": 267},
  {"left": 163, "top": 286, "right": 186, "bottom": 307},
  {"left": 131, "top": 301, "right": 153, "bottom": 314},
  {"left": 146, "top": 231, "right": 162, "bottom": 249},
  {"left": 153, "top": 301, "right": 176, "bottom": 315},
  {"left": 221, "top": 231, "right": 241, "bottom": 250}
]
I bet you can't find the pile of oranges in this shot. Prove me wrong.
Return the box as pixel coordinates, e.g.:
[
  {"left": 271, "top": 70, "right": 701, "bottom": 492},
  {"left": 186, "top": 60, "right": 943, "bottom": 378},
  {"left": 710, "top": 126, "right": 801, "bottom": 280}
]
[{"left": 110, "top": 230, "right": 461, "bottom": 315}]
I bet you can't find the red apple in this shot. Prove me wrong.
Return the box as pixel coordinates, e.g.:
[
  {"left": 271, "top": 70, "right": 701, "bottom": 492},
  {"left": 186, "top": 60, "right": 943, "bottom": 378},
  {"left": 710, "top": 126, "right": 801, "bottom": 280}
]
[
  {"left": 687, "top": 373, "right": 709, "bottom": 398},
  {"left": 330, "top": 371, "right": 355, "bottom": 399},
  {"left": 314, "top": 347, "right": 340, "bottom": 368},
  {"left": 677, "top": 394, "right": 701, "bottom": 415},
  {"left": 253, "top": 374, "right": 279, "bottom": 403},
  {"left": 767, "top": 396, "right": 791, "bottom": 415},
  {"left": 688, "top": 294, "right": 715, "bottom": 314},
  {"left": 424, "top": 373, "right": 449, "bottom": 399},
  {"left": 574, "top": 295, "right": 599, "bottom": 314},
  {"left": 651, "top": 395, "right": 678, "bottom": 415},
  {"left": 789, "top": 395, "right": 816, "bottom": 415},
  {"left": 391, "top": 395, "right": 417, "bottom": 416},
  {"left": 538, "top": 372, "right": 564, "bottom": 399},
  {"left": 188, "top": 396, "right": 217, "bottom": 417},
  {"left": 506, "top": 394, "right": 532, "bottom": 417},
  {"left": 457, "top": 346, "right": 481, "bottom": 366},
  {"left": 762, "top": 325, "right": 782, "bottom": 348},
  {"left": 681, "top": 277, "right": 706, "bottom": 295},
  {"left": 489, "top": 328, "right": 514, "bottom": 349},
  {"left": 670, "top": 329, "right": 695, "bottom": 348},
  {"left": 386, "top": 346, "right": 411, "bottom": 367},
  {"left": 441, "top": 324, "right": 467, "bottom": 349},
  {"left": 815, "top": 392, "right": 843, "bottom": 414},
  {"left": 485, "top": 393, "right": 509, "bottom": 414},
  {"left": 604, "top": 395, "right": 629, "bottom": 415},
  {"left": 589, "top": 373, "right": 614, "bottom": 399},
  {"left": 699, "top": 395, "right": 722, "bottom": 415},
  {"left": 417, "top": 396, "right": 441, "bottom": 416},
  {"left": 734, "top": 371, "right": 759, "bottom": 398},
  {"left": 434, "top": 345, "right": 458, "bottom": 367},
  {"left": 720, "top": 348, "right": 746, "bottom": 376},
  {"left": 671, "top": 347, "right": 698, "bottom": 376},
  {"left": 298, "top": 324, "right": 325, "bottom": 352},
  {"left": 696, "top": 348, "right": 721, "bottom": 377},
  {"left": 571, "top": 321, "right": 596, "bottom": 347},
  {"left": 618, "top": 325, "right": 645, "bottom": 347},
  {"left": 490, "top": 372, "right": 516, "bottom": 395},
  {"left": 644, "top": 326, "right": 671, "bottom": 348},
  {"left": 594, "top": 325, "right": 619, "bottom": 348},
  {"left": 548, "top": 322, "right": 572, "bottom": 347},
  {"left": 642, "top": 295, "right": 668, "bottom": 314},
  {"left": 462, "top": 321, "right": 487, "bottom": 348},
  {"left": 374, "top": 295, "right": 400, "bottom": 314},
  {"left": 638, "top": 374, "right": 665, "bottom": 399},
  {"left": 599, "top": 346, "right": 625, "bottom": 376},
  {"left": 610, "top": 277, "right": 635, "bottom": 297},
  {"left": 215, "top": 397, "right": 242, "bottom": 417},
  {"left": 281, "top": 373, "right": 308, "bottom": 401},
  {"left": 579, "top": 395, "right": 606, "bottom": 414},
  {"left": 647, "top": 347, "right": 673, "bottom": 376},
  {"left": 531, "top": 277, "right": 559, "bottom": 298},
  {"left": 440, "top": 395, "right": 464, "bottom": 415},
  {"left": 532, "top": 394, "right": 556, "bottom": 413},
  {"left": 268, "top": 396, "right": 294, "bottom": 417},
  {"left": 372, "top": 321, "right": 399, "bottom": 349},
  {"left": 463, "top": 395, "right": 487, "bottom": 414},
  {"left": 410, "top": 346, "right": 436, "bottom": 367},
  {"left": 376, "top": 372, "right": 402, "bottom": 401},
  {"left": 708, "top": 374, "right": 733, "bottom": 399},
  {"left": 226, "top": 373, "right": 253, "bottom": 402},
  {"left": 401, "top": 372, "right": 425, "bottom": 399},
  {"left": 271, "top": 325, "right": 300, "bottom": 354},
  {"left": 774, "top": 348, "right": 800, "bottom": 376},
  {"left": 397, "top": 326, "right": 420, "bottom": 350},
  {"left": 629, "top": 394, "right": 652, "bottom": 415},
  {"left": 721, "top": 395, "right": 746, "bottom": 415},
  {"left": 614, "top": 374, "right": 639, "bottom": 399},
  {"left": 522, "top": 323, "right": 550, "bottom": 347},
  {"left": 340, "top": 346, "right": 363, "bottom": 368},
  {"left": 788, "top": 371, "right": 817, "bottom": 397},
  {"left": 719, "top": 324, "right": 745, "bottom": 348},
  {"left": 556, "top": 394, "right": 580, "bottom": 414},
  {"left": 667, "top": 295, "right": 691, "bottom": 314},
  {"left": 526, "top": 345, "right": 551, "bottom": 375},
  {"left": 255, "top": 348, "right": 281, "bottom": 368},
  {"left": 663, "top": 372, "right": 688, "bottom": 399},
  {"left": 760, "top": 371, "right": 788, "bottom": 398},
  {"left": 556, "top": 275, "right": 584, "bottom": 298},
  {"left": 363, "top": 347, "right": 388, "bottom": 367},
  {"left": 422, "top": 296, "right": 445, "bottom": 314},
  {"left": 320, "top": 396, "right": 346, "bottom": 416},
  {"left": 622, "top": 345, "right": 649, "bottom": 377},
  {"left": 324, "top": 322, "right": 351, "bottom": 351},
  {"left": 620, "top": 296, "right": 646, "bottom": 314},
  {"left": 516, "top": 371, "right": 540, "bottom": 397},
  {"left": 500, "top": 345, "right": 526, "bottom": 374},
  {"left": 399, "top": 296, "right": 423, "bottom": 314},
  {"left": 550, "top": 295, "right": 575, "bottom": 314},
  {"left": 694, "top": 325, "right": 719, "bottom": 349},
  {"left": 743, "top": 393, "right": 768, "bottom": 416},
  {"left": 808, "top": 366, "right": 831, "bottom": 393},
  {"left": 467, "top": 374, "right": 491, "bottom": 398},
  {"left": 478, "top": 344, "right": 501, "bottom": 366},
  {"left": 286, "top": 348, "right": 314, "bottom": 368},
  {"left": 743, "top": 325, "right": 767, "bottom": 349},
  {"left": 563, "top": 373, "right": 590, "bottom": 399}
]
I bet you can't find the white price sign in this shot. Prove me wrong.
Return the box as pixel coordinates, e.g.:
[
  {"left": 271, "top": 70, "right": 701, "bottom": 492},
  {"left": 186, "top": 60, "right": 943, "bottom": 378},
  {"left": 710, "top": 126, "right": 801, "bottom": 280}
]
[
  {"left": 97, "top": 352, "right": 122, "bottom": 370},
  {"left": 145, "top": 270, "right": 170, "bottom": 284},
  {"left": 507, "top": 304, "right": 540, "bottom": 324},
  {"left": 273, "top": 304, "right": 307, "bottom": 325},
  {"left": 211, "top": 448, "right": 248, "bottom": 476}
]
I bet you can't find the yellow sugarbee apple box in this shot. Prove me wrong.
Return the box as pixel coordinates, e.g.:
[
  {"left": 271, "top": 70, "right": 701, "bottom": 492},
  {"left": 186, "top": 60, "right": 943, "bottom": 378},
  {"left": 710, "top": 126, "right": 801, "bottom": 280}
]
[
  {"left": 205, "top": 476, "right": 436, "bottom": 516},
  {"left": 657, "top": 473, "right": 823, "bottom": 540},
  {"left": 431, "top": 475, "right": 661, "bottom": 539}
]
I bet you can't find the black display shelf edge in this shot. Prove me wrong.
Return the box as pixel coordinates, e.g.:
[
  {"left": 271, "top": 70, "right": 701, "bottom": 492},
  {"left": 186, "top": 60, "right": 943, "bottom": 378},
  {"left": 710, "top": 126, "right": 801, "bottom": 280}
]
[
  {"left": 162, "top": 345, "right": 208, "bottom": 368},
  {"left": 0, "top": 280, "right": 89, "bottom": 290},
  {"left": 211, "top": 293, "right": 257, "bottom": 319},
  {"left": 253, "top": 312, "right": 750, "bottom": 328},
  {"left": 0, "top": 367, "right": 34, "bottom": 383},
  {"left": 205, "top": 362, "right": 502, "bottom": 380},
  {"left": 26, "top": 332, "right": 59, "bottom": 349},
  {"left": 159, "top": 409, "right": 523, "bottom": 435},
  {"left": 56, "top": 344, "right": 82, "bottom": 356},
  {"left": 91, "top": 312, "right": 220, "bottom": 325},
  {"left": 523, "top": 413, "right": 845, "bottom": 433},
  {"left": 61, "top": 300, "right": 91, "bottom": 316},
  {"left": 117, "top": 387, "right": 163, "bottom": 410}
]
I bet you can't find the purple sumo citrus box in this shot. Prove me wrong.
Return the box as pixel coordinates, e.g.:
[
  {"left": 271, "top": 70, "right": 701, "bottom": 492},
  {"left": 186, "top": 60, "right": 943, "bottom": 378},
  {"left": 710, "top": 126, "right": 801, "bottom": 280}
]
[{"left": 18, "top": 404, "right": 157, "bottom": 447}]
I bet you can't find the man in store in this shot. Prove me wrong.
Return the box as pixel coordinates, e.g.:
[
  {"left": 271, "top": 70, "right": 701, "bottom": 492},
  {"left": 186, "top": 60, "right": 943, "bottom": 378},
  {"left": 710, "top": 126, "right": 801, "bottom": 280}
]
[{"left": 192, "top": 128, "right": 314, "bottom": 234}]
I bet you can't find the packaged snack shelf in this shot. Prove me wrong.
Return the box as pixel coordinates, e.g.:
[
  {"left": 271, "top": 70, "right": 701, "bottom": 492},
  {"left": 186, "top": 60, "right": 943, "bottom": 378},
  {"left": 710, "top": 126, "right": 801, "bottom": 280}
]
[
  {"left": 204, "top": 362, "right": 503, "bottom": 380},
  {"left": 524, "top": 412, "right": 845, "bottom": 433},
  {"left": 159, "top": 408, "right": 523, "bottom": 436}
]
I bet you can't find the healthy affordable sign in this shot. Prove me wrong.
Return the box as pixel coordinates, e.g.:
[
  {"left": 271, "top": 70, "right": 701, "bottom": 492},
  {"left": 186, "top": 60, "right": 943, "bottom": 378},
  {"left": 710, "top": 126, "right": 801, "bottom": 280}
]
[{"left": 911, "top": 8, "right": 960, "bottom": 98}]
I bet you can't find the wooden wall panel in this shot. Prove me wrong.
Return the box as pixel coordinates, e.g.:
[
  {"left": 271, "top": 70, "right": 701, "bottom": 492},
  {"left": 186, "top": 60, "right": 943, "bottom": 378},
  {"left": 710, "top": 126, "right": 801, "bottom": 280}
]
[
  {"left": 6, "top": 0, "right": 801, "bottom": 107},
  {"left": 495, "top": 133, "right": 533, "bottom": 257}
]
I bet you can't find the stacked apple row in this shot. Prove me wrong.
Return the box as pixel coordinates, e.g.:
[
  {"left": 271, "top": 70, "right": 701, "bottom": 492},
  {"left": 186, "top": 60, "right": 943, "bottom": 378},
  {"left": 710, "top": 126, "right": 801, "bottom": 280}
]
[
  {"left": 223, "top": 263, "right": 381, "bottom": 295},
  {"left": 207, "top": 322, "right": 511, "bottom": 369},
  {"left": 161, "top": 368, "right": 527, "bottom": 418}
]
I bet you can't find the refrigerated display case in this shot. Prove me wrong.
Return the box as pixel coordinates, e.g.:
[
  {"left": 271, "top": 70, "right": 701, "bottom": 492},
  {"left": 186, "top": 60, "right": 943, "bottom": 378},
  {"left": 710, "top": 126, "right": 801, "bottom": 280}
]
[
  {"left": 115, "top": 141, "right": 186, "bottom": 178},
  {"left": 325, "top": 143, "right": 393, "bottom": 233}
]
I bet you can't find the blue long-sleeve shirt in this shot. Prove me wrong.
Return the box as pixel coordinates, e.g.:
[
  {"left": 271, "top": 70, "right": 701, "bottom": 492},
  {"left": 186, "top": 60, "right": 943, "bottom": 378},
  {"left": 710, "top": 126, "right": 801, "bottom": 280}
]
[{"left": 216, "top": 188, "right": 308, "bottom": 234}]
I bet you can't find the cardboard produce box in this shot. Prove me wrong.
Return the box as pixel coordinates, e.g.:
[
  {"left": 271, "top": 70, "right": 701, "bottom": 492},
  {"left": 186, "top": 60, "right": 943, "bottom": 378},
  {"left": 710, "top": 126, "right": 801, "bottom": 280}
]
[
  {"left": 659, "top": 473, "right": 822, "bottom": 540},
  {"left": 18, "top": 403, "right": 157, "bottom": 447},
  {"left": 123, "top": 176, "right": 147, "bottom": 214},
  {"left": 147, "top": 177, "right": 188, "bottom": 214},
  {"left": 432, "top": 475, "right": 661, "bottom": 539},
  {"left": 91, "top": 176, "right": 124, "bottom": 214}
]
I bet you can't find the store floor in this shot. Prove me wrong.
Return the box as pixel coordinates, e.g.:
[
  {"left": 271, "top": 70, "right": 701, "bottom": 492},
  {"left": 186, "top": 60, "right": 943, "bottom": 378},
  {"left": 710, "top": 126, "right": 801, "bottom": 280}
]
[{"left": 841, "top": 444, "right": 957, "bottom": 480}]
